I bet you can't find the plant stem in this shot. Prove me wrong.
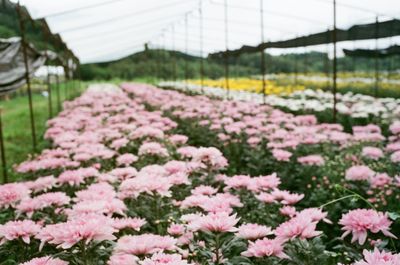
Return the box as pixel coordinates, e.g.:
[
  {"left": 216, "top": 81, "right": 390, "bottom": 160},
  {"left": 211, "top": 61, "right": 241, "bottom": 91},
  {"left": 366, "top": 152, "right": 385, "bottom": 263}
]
[
  {"left": 320, "top": 194, "right": 357, "bottom": 208},
  {"left": 81, "top": 242, "right": 89, "bottom": 265},
  {"left": 214, "top": 233, "right": 221, "bottom": 265},
  {"left": 320, "top": 185, "right": 375, "bottom": 209}
]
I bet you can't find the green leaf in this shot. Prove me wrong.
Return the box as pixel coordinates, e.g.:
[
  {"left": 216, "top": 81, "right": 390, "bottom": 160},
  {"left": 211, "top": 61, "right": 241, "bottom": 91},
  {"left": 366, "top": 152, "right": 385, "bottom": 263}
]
[{"left": 388, "top": 212, "right": 400, "bottom": 221}]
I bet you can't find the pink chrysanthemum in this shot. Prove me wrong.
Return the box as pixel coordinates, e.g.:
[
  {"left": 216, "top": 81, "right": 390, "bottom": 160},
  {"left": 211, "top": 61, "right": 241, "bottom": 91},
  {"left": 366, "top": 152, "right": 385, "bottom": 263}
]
[{"left": 339, "top": 209, "right": 397, "bottom": 245}]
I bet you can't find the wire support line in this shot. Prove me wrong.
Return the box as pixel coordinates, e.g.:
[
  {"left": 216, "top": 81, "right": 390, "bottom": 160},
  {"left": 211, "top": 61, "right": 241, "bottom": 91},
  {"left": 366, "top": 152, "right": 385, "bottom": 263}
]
[
  {"left": 67, "top": 15, "right": 190, "bottom": 44},
  {"left": 56, "top": 0, "right": 198, "bottom": 33},
  {"left": 36, "top": 0, "right": 128, "bottom": 19},
  {"left": 209, "top": 0, "right": 327, "bottom": 24}
]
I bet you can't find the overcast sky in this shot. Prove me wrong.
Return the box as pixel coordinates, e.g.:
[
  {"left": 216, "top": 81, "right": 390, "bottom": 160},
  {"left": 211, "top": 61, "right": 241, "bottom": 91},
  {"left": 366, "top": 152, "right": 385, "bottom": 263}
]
[{"left": 12, "top": 0, "right": 400, "bottom": 64}]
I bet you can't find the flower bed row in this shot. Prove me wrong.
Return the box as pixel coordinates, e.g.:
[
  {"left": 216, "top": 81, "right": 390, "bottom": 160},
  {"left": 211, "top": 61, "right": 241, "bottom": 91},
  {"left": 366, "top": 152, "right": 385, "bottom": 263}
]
[
  {"left": 159, "top": 81, "right": 400, "bottom": 132},
  {"left": 0, "top": 83, "right": 399, "bottom": 265}
]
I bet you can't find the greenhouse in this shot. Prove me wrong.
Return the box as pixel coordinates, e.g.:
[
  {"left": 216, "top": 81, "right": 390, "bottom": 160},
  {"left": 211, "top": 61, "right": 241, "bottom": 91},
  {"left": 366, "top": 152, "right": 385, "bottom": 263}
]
[{"left": 1, "top": 0, "right": 400, "bottom": 264}]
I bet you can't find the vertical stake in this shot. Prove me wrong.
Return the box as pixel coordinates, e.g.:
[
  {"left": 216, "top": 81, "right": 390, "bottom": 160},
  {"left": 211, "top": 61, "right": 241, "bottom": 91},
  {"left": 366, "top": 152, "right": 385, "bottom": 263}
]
[
  {"left": 172, "top": 25, "right": 177, "bottom": 82},
  {"left": 185, "top": 13, "right": 189, "bottom": 91},
  {"left": 374, "top": 16, "right": 379, "bottom": 98},
  {"left": 56, "top": 73, "right": 61, "bottom": 112},
  {"left": 224, "top": 0, "right": 230, "bottom": 98},
  {"left": 0, "top": 108, "right": 7, "bottom": 183},
  {"left": 260, "top": 0, "right": 266, "bottom": 103},
  {"left": 42, "top": 29, "right": 53, "bottom": 119},
  {"left": 332, "top": 0, "right": 338, "bottom": 123},
  {"left": 17, "top": 2, "right": 37, "bottom": 152},
  {"left": 199, "top": 0, "right": 205, "bottom": 93},
  {"left": 46, "top": 62, "right": 53, "bottom": 118}
]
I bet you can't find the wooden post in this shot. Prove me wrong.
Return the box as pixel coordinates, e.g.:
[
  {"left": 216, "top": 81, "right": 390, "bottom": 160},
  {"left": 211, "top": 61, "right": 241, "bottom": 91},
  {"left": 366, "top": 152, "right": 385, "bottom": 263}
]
[
  {"left": 172, "top": 25, "right": 177, "bottom": 82},
  {"left": 260, "top": 0, "right": 266, "bottom": 103},
  {"left": 184, "top": 13, "right": 189, "bottom": 91},
  {"left": 0, "top": 108, "right": 7, "bottom": 183},
  {"left": 332, "top": 0, "right": 338, "bottom": 123},
  {"left": 17, "top": 2, "right": 37, "bottom": 152},
  {"left": 374, "top": 16, "right": 379, "bottom": 98},
  {"left": 199, "top": 0, "right": 205, "bottom": 93},
  {"left": 224, "top": 0, "right": 230, "bottom": 98},
  {"left": 56, "top": 73, "right": 61, "bottom": 112},
  {"left": 42, "top": 28, "right": 53, "bottom": 119},
  {"left": 46, "top": 65, "right": 53, "bottom": 118}
]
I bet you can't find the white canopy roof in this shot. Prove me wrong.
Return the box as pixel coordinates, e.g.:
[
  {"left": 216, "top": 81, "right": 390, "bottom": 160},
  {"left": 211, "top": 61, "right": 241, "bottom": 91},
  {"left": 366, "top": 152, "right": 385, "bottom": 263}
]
[{"left": 13, "top": 0, "right": 400, "bottom": 64}]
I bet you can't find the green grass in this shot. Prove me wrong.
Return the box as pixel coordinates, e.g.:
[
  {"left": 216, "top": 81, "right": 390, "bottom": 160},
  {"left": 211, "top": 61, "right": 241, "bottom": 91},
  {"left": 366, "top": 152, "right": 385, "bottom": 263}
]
[{"left": 0, "top": 81, "right": 87, "bottom": 183}]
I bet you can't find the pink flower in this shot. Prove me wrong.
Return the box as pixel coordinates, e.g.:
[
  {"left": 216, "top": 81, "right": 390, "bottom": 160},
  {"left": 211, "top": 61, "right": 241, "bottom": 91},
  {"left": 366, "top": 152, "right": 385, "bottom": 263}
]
[
  {"left": 112, "top": 217, "right": 146, "bottom": 231},
  {"left": 192, "top": 147, "right": 228, "bottom": 170},
  {"left": 250, "top": 173, "right": 281, "bottom": 192},
  {"left": 168, "top": 223, "right": 186, "bottom": 236},
  {"left": 354, "top": 248, "right": 400, "bottom": 265},
  {"left": 339, "top": 209, "right": 397, "bottom": 245},
  {"left": 241, "top": 238, "right": 289, "bottom": 259},
  {"left": 275, "top": 217, "right": 322, "bottom": 241},
  {"left": 236, "top": 223, "right": 273, "bottom": 240},
  {"left": 191, "top": 185, "right": 218, "bottom": 196},
  {"left": 297, "top": 155, "right": 325, "bottom": 166},
  {"left": 280, "top": 206, "right": 297, "bottom": 217},
  {"left": 113, "top": 234, "right": 177, "bottom": 255},
  {"left": 345, "top": 166, "right": 375, "bottom": 181},
  {"left": 189, "top": 212, "right": 239, "bottom": 233},
  {"left": 141, "top": 253, "right": 191, "bottom": 265},
  {"left": 0, "top": 183, "right": 30, "bottom": 209},
  {"left": 362, "top": 147, "right": 384, "bottom": 160},
  {"left": 16, "top": 192, "right": 70, "bottom": 217},
  {"left": 119, "top": 174, "right": 173, "bottom": 199},
  {"left": 26, "top": 175, "right": 57, "bottom": 193},
  {"left": 224, "top": 175, "right": 251, "bottom": 190},
  {"left": 0, "top": 220, "right": 41, "bottom": 245},
  {"left": 110, "top": 138, "right": 129, "bottom": 150},
  {"left": 138, "top": 142, "right": 169, "bottom": 157},
  {"left": 169, "top": 134, "right": 188, "bottom": 145},
  {"left": 256, "top": 192, "right": 276, "bottom": 204},
  {"left": 108, "top": 254, "right": 138, "bottom": 265},
  {"left": 272, "top": 149, "right": 292, "bottom": 162},
  {"left": 296, "top": 208, "right": 332, "bottom": 224},
  {"left": 390, "top": 151, "right": 400, "bottom": 163},
  {"left": 20, "top": 256, "right": 69, "bottom": 265},
  {"left": 369, "top": 173, "right": 392, "bottom": 189},
  {"left": 271, "top": 189, "right": 304, "bottom": 205},
  {"left": 36, "top": 216, "right": 116, "bottom": 249},
  {"left": 117, "top": 154, "right": 138, "bottom": 166},
  {"left": 389, "top": 121, "right": 400, "bottom": 135}
]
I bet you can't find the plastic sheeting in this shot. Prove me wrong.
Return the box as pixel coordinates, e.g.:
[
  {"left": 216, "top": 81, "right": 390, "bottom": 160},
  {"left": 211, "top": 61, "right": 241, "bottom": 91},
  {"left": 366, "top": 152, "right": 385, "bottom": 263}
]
[
  {"left": 211, "top": 19, "right": 400, "bottom": 58},
  {"left": 343, "top": 45, "right": 400, "bottom": 58},
  {"left": 0, "top": 37, "right": 46, "bottom": 95}
]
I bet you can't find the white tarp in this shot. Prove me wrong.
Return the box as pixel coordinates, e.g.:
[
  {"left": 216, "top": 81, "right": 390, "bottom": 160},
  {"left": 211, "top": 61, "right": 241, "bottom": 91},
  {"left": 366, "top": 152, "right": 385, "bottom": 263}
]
[{"left": 0, "top": 37, "right": 46, "bottom": 95}]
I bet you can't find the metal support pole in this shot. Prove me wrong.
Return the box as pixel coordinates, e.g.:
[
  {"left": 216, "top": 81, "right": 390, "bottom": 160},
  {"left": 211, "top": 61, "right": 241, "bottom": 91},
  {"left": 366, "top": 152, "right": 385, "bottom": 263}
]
[
  {"left": 42, "top": 29, "right": 53, "bottom": 119},
  {"left": 162, "top": 35, "right": 166, "bottom": 81},
  {"left": 325, "top": 30, "right": 330, "bottom": 90},
  {"left": 224, "top": 0, "right": 230, "bottom": 98},
  {"left": 0, "top": 109, "right": 7, "bottom": 183},
  {"left": 260, "top": 0, "right": 266, "bottom": 103},
  {"left": 172, "top": 25, "right": 177, "bottom": 82},
  {"left": 17, "top": 2, "right": 37, "bottom": 152},
  {"left": 46, "top": 66, "right": 53, "bottom": 118},
  {"left": 65, "top": 77, "right": 69, "bottom": 101},
  {"left": 374, "top": 16, "right": 379, "bottom": 98},
  {"left": 332, "top": 0, "right": 338, "bottom": 123},
  {"left": 185, "top": 13, "right": 189, "bottom": 91},
  {"left": 199, "top": 0, "right": 205, "bottom": 93},
  {"left": 56, "top": 74, "right": 61, "bottom": 112},
  {"left": 77, "top": 63, "right": 82, "bottom": 92},
  {"left": 294, "top": 53, "right": 298, "bottom": 86}
]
